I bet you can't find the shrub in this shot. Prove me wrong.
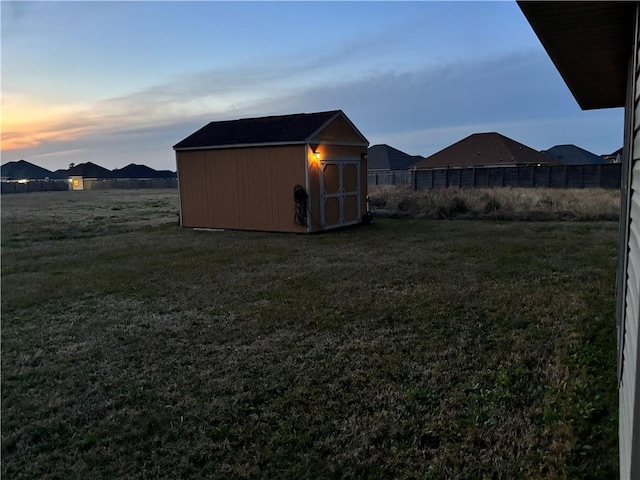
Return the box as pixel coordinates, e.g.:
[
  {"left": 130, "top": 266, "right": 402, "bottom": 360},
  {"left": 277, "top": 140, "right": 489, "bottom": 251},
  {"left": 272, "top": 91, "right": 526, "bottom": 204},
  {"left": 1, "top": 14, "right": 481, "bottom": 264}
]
[{"left": 368, "top": 186, "right": 620, "bottom": 221}]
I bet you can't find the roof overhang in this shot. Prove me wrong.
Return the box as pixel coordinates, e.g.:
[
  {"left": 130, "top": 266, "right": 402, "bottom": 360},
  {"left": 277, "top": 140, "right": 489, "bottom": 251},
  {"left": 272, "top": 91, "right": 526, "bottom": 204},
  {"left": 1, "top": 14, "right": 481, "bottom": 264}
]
[
  {"left": 174, "top": 140, "right": 369, "bottom": 152},
  {"left": 174, "top": 141, "right": 307, "bottom": 152},
  {"left": 518, "top": 1, "right": 636, "bottom": 110}
]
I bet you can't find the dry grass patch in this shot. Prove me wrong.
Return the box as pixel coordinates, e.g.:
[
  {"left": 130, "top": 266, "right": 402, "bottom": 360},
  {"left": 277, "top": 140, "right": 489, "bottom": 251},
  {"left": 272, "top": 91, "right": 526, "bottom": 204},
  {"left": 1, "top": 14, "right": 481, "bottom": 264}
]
[
  {"left": 2, "top": 189, "right": 618, "bottom": 479},
  {"left": 369, "top": 186, "right": 620, "bottom": 221}
]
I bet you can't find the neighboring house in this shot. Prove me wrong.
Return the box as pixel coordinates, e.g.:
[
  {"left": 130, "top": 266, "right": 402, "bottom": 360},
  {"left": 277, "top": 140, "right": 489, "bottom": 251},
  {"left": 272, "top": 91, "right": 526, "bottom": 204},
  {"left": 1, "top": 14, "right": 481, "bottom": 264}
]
[
  {"left": 367, "top": 144, "right": 423, "bottom": 171},
  {"left": 603, "top": 147, "right": 624, "bottom": 164},
  {"left": 64, "top": 162, "right": 113, "bottom": 190},
  {"left": 541, "top": 144, "right": 606, "bottom": 165},
  {"left": 65, "top": 162, "right": 113, "bottom": 178},
  {"left": 111, "top": 163, "right": 177, "bottom": 179},
  {"left": 519, "top": 2, "right": 640, "bottom": 477},
  {"left": 50, "top": 169, "right": 71, "bottom": 180},
  {"left": 1, "top": 159, "right": 54, "bottom": 181},
  {"left": 173, "top": 110, "right": 369, "bottom": 233},
  {"left": 414, "top": 132, "right": 560, "bottom": 169}
]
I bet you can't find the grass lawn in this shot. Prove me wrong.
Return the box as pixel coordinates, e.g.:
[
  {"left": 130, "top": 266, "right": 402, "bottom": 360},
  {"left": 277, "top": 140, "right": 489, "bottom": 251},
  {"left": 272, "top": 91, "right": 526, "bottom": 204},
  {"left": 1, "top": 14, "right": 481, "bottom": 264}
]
[{"left": 1, "top": 189, "right": 618, "bottom": 479}]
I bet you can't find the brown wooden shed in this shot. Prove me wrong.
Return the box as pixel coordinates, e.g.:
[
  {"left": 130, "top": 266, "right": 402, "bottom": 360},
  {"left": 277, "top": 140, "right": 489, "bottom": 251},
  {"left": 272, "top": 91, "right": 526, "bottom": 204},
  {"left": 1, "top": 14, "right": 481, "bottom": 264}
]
[{"left": 173, "top": 110, "right": 369, "bottom": 233}]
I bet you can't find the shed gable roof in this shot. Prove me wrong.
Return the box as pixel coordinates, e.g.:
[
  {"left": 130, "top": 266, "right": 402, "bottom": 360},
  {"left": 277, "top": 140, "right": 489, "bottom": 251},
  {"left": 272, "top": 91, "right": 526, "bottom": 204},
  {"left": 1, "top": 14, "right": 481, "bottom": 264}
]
[
  {"left": 414, "top": 132, "right": 560, "bottom": 169},
  {"left": 173, "top": 110, "right": 368, "bottom": 150}
]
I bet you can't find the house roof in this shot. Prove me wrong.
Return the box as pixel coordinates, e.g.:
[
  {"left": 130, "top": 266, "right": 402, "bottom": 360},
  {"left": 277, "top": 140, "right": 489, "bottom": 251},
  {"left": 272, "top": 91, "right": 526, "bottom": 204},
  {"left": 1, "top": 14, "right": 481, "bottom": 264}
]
[
  {"left": 173, "top": 110, "right": 367, "bottom": 150},
  {"left": 66, "top": 162, "right": 113, "bottom": 178},
  {"left": 518, "top": 1, "right": 635, "bottom": 109},
  {"left": 1, "top": 159, "right": 53, "bottom": 180},
  {"left": 112, "top": 163, "right": 176, "bottom": 179},
  {"left": 541, "top": 144, "right": 606, "bottom": 165},
  {"left": 50, "top": 169, "right": 71, "bottom": 180},
  {"left": 604, "top": 147, "right": 624, "bottom": 158},
  {"left": 367, "top": 144, "right": 423, "bottom": 171},
  {"left": 414, "top": 132, "right": 561, "bottom": 169}
]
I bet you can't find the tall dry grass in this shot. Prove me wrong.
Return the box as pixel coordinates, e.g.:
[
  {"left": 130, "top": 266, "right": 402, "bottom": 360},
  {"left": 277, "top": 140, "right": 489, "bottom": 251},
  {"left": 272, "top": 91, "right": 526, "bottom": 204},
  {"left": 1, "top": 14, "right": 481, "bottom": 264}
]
[{"left": 368, "top": 186, "right": 621, "bottom": 221}]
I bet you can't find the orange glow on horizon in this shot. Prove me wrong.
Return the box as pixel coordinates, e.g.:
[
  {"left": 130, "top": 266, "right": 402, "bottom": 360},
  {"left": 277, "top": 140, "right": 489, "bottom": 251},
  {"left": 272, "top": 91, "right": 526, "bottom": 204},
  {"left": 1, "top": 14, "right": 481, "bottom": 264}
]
[{"left": 2, "top": 95, "right": 89, "bottom": 151}]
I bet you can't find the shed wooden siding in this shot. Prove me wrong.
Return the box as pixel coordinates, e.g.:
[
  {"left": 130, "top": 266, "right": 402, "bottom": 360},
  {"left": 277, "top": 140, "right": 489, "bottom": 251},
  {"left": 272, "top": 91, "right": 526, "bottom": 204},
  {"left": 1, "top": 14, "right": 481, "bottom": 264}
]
[
  {"left": 307, "top": 144, "right": 367, "bottom": 232},
  {"left": 620, "top": 6, "right": 640, "bottom": 477},
  {"left": 309, "top": 115, "right": 365, "bottom": 144},
  {"left": 177, "top": 145, "right": 307, "bottom": 233}
]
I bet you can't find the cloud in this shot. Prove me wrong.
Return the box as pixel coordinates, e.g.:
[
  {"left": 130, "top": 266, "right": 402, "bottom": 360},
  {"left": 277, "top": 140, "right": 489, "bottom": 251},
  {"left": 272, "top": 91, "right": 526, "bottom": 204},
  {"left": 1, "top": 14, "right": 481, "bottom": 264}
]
[
  {"left": 3, "top": 48, "right": 623, "bottom": 171},
  {"left": 0, "top": 1, "right": 30, "bottom": 38},
  {"left": 265, "top": 49, "right": 579, "bottom": 130}
]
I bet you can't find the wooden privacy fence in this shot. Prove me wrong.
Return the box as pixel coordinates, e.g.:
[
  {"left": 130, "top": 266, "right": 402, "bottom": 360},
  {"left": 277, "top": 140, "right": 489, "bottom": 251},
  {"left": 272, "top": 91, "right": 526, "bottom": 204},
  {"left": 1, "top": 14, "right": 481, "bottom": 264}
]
[
  {"left": 368, "top": 170, "right": 412, "bottom": 186},
  {"left": 1, "top": 178, "right": 178, "bottom": 194},
  {"left": 1, "top": 181, "right": 69, "bottom": 194},
  {"left": 412, "top": 164, "right": 622, "bottom": 190},
  {"left": 87, "top": 179, "right": 178, "bottom": 190}
]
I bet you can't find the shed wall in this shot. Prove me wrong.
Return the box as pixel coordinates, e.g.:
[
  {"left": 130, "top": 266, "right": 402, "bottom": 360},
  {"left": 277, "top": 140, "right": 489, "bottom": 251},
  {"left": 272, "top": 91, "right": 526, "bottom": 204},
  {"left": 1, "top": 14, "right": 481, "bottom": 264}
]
[
  {"left": 307, "top": 144, "right": 368, "bottom": 232},
  {"left": 309, "top": 116, "right": 366, "bottom": 144},
  {"left": 177, "top": 145, "right": 307, "bottom": 232},
  {"left": 620, "top": 5, "right": 640, "bottom": 478}
]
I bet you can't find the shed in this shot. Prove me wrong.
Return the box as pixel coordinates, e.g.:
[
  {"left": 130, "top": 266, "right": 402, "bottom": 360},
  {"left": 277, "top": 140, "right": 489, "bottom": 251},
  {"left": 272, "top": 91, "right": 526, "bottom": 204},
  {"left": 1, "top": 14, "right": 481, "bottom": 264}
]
[
  {"left": 173, "top": 110, "right": 369, "bottom": 233},
  {"left": 519, "top": 2, "right": 640, "bottom": 477}
]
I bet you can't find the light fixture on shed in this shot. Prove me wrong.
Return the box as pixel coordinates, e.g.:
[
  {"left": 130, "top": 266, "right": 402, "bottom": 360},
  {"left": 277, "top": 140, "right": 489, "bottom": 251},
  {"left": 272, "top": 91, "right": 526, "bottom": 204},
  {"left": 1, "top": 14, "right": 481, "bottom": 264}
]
[{"left": 314, "top": 151, "right": 321, "bottom": 160}]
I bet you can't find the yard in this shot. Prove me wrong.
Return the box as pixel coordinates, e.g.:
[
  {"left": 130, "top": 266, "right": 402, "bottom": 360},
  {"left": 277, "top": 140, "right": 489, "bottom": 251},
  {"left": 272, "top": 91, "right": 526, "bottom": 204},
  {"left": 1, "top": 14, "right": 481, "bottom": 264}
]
[{"left": 1, "top": 189, "right": 619, "bottom": 479}]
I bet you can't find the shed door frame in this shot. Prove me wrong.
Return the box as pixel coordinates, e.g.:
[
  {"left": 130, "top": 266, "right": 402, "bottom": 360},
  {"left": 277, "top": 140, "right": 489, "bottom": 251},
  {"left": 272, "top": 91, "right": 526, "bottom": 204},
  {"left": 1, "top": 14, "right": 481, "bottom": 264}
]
[{"left": 319, "top": 159, "right": 361, "bottom": 230}]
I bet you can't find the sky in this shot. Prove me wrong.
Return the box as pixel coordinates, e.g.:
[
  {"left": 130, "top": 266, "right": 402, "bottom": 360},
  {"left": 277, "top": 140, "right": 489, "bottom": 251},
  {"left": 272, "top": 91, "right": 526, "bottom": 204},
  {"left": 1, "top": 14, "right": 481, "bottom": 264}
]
[{"left": 1, "top": 0, "right": 625, "bottom": 172}]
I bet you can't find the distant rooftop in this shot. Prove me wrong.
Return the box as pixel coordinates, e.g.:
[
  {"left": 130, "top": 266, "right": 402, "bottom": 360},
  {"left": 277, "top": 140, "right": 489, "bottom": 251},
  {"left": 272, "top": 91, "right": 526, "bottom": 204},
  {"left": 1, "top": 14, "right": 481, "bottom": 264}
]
[
  {"left": 541, "top": 144, "right": 605, "bottom": 165},
  {"left": 367, "top": 144, "right": 423, "bottom": 171},
  {"left": 414, "top": 132, "right": 560, "bottom": 169}
]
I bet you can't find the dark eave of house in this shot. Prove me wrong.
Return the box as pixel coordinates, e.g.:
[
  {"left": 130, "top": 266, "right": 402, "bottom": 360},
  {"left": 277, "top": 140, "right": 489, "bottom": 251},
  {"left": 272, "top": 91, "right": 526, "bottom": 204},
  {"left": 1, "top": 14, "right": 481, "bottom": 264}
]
[{"left": 518, "top": 1, "right": 635, "bottom": 110}]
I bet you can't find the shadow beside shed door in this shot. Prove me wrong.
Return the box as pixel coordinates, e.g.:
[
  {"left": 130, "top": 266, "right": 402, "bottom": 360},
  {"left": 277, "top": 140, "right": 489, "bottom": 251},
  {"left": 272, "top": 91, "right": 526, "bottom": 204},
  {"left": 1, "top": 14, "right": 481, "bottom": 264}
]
[{"left": 319, "top": 160, "right": 361, "bottom": 229}]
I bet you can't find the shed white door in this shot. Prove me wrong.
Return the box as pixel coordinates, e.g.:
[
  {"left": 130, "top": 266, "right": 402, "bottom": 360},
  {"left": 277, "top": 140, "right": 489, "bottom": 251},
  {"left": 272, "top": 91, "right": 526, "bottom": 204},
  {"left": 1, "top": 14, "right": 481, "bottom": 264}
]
[{"left": 319, "top": 160, "right": 361, "bottom": 229}]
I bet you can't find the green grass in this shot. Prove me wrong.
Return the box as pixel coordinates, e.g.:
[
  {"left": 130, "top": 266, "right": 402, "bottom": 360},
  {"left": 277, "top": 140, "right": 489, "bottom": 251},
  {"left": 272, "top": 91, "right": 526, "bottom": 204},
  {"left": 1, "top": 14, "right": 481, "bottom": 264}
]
[{"left": 1, "top": 189, "right": 618, "bottom": 479}]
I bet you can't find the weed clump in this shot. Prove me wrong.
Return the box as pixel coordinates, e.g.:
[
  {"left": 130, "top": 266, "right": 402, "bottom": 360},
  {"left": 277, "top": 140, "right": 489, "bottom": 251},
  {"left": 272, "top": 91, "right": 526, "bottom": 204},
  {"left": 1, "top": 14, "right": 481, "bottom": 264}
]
[
  {"left": 368, "top": 186, "right": 620, "bottom": 221},
  {"left": 483, "top": 196, "right": 501, "bottom": 214},
  {"left": 438, "top": 196, "right": 469, "bottom": 219}
]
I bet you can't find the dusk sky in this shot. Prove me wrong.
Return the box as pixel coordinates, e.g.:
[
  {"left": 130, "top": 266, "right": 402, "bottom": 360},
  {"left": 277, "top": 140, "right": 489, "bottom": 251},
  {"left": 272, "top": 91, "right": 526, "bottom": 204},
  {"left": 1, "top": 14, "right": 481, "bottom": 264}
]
[{"left": 1, "top": 1, "right": 625, "bottom": 172}]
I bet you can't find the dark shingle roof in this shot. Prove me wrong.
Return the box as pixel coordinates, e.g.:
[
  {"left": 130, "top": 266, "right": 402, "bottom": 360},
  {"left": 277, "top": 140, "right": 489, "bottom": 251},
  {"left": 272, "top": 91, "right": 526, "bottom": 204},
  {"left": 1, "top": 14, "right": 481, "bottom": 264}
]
[
  {"left": 541, "top": 145, "right": 605, "bottom": 165},
  {"left": 367, "top": 145, "right": 423, "bottom": 171},
  {"left": 112, "top": 163, "right": 176, "bottom": 179},
  {"left": 50, "top": 169, "right": 71, "bottom": 179},
  {"left": 66, "top": 162, "right": 113, "bottom": 178},
  {"left": 414, "top": 132, "right": 560, "bottom": 169},
  {"left": 1, "top": 160, "right": 54, "bottom": 180},
  {"left": 173, "top": 110, "right": 343, "bottom": 150}
]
